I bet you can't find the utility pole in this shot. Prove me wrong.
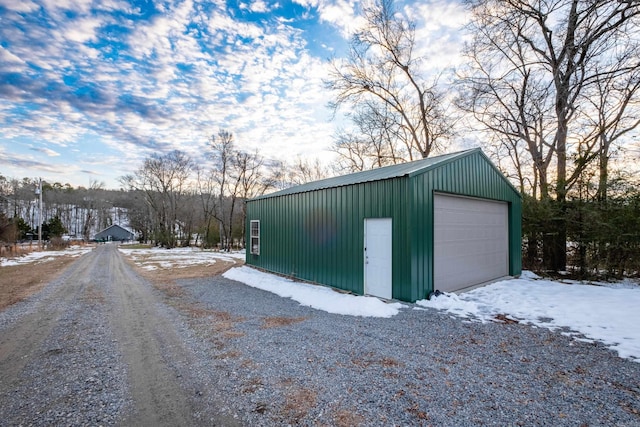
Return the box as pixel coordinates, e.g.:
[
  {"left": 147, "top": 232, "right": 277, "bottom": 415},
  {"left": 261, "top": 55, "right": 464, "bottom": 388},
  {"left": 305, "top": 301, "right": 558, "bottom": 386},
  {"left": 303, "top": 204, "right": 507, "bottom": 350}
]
[{"left": 35, "top": 178, "right": 42, "bottom": 249}]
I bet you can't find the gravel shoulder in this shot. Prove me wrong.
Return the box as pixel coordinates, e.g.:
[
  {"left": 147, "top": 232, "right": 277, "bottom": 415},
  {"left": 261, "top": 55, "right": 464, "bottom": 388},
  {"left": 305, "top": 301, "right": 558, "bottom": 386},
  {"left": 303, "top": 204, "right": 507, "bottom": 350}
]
[
  {"left": 174, "top": 275, "right": 640, "bottom": 426},
  {"left": 1, "top": 244, "right": 639, "bottom": 426}
]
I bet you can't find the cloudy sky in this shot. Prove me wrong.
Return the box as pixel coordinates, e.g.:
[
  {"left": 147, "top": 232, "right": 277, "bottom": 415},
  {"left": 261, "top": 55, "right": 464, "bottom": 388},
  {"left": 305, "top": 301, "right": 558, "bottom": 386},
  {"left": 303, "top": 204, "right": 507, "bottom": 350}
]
[{"left": 0, "top": 0, "right": 468, "bottom": 189}]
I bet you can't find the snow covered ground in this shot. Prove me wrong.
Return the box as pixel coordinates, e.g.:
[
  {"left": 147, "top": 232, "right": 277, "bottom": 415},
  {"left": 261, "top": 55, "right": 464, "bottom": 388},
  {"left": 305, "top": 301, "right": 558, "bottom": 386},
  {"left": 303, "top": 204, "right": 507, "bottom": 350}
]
[
  {"left": 3, "top": 244, "right": 638, "bottom": 363},
  {"left": 416, "top": 271, "right": 640, "bottom": 363},
  {"left": 0, "top": 245, "right": 93, "bottom": 267},
  {"left": 118, "top": 245, "right": 245, "bottom": 270},
  {"left": 224, "top": 267, "right": 404, "bottom": 318}
]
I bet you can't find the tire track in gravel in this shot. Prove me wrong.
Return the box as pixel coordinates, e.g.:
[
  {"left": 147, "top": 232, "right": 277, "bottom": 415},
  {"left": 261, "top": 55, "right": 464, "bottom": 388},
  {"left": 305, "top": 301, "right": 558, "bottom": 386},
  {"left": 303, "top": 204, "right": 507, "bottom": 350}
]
[
  {"left": 0, "top": 248, "right": 99, "bottom": 392},
  {"left": 100, "top": 243, "right": 195, "bottom": 425},
  {"left": 100, "top": 244, "right": 239, "bottom": 426}
]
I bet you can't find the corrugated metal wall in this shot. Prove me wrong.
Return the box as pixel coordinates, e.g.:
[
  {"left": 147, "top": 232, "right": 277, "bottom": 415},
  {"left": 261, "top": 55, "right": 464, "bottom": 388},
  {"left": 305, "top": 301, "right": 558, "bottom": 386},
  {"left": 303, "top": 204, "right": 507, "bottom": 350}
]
[
  {"left": 246, "top": 150, "right": 522, "bottom": 302},
  {"left": 408, "top": 151, "right": 522, "bottom": 301},
  {"left": 246, "top": 177, "right": 412, "bottom": 298}
]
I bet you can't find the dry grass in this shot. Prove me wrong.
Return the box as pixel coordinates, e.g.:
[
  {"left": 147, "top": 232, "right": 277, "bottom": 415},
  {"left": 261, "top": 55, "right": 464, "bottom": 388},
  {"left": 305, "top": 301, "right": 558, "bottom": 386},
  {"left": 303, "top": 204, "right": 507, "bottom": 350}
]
[
  {"left": 407, "top": 403, "right": 430, "bottom": 421},
  {"left": 261, "top": 316, "right": 308, "bottom": 329},
  {"left": 0, "top": 256, "right": 78, "bottom": 311},
  {"left": 210, "top": 310, "right": 245, "bottom": 336},
  {"left": 153, "top": 282, "right": 186, "bottom": 298},
  {"left": 215, "top": 350, "right": 242, "bottom": 359},
  {"left": 129, "top": 256, "right": 241, "bottom": 286},
  {"left": 278, "top": 381, "right": 318, "bottom": 423},
  {"left": 495, "top": 313, "right": 519, "bottom": 324},
  {"left": 176, "top": 303, "right": 246, "bottom": 340},
  {"left": 332, "top": 408, "right": 365, "bottom": 427},
  {"left": 351, "top": 352, "right": 403, "bottom": 369}
]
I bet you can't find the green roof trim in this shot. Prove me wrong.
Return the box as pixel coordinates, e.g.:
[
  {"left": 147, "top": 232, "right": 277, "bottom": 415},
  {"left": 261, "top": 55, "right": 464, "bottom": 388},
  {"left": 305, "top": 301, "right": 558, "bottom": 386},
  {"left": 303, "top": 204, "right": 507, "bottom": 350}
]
[{"left": 253, "top": 148, "right": 481, "bottom": 200}]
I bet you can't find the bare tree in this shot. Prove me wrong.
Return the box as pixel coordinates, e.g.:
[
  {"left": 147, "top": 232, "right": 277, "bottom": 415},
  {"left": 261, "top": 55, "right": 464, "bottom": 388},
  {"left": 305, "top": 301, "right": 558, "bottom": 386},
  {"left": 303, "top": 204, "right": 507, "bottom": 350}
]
[
  {"left": 585, "top": 67, "right": 640, "bottom": 202},
  {"left": 458, "top": 40, "right": 556, "bottom": 199},
  {"left": 461, "top": 0, "right": 640, "bottom": 270},
  {"left": 207, "top": 130, "right": 237, "bottom": 250},
  {"left": 77, "top": 180, "right": 106, "bottom": 240},
  {"left": 195, "top": 165, "right": 219, "bottom": 248},
  {"left": 235, "top": 150, "right": 272, "bottom": 247},
  {"left": 0, "top": 175, "right": 9, "bottom": 215},
  {"left": 268, "top": 157, "right": 332, "bottom": 190},
  {"left": 325, "top": 0, "right": 453, "bottom": 162},
  {"left": 204, "top": 130, "right": 272, "bottom": 250},
  {"left": 333, "top": 103, "right": 407, "bottom": 172},
  {"left": 121, "top": 150, "right": 193, "bottom": 248}
]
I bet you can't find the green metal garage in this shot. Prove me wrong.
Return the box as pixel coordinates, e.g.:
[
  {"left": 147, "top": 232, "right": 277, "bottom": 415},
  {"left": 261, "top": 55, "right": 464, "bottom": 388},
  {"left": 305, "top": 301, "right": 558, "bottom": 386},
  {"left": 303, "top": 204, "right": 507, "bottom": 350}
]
[{"left": 245, "top": 148, "right": 522, "bottom": 302}]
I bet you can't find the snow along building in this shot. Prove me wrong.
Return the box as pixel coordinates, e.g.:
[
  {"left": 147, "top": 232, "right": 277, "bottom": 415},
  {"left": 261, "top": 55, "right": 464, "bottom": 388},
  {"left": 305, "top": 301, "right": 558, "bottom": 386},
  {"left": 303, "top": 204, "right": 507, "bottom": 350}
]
[
  {"left": 94, "top": 224, "right": 135, "bottom": 242},
  {"left": 245, "top": 148, "right": 522, "bottom": 302}
]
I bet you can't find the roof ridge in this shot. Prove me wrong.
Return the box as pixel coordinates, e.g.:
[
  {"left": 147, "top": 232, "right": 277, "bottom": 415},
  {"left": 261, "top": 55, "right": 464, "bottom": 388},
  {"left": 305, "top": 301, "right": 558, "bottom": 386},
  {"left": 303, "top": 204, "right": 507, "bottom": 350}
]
[{"left": 252, "top": 148, "right": 478, "bottom": 201}]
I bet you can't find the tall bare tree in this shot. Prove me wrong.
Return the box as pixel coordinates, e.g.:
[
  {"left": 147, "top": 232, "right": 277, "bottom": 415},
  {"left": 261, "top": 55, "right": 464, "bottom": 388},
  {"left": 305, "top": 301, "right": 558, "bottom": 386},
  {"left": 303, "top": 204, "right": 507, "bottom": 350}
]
[
  {"left": 333, "top": 103, "right": 407, "bottom": 172},
  {"left": 208, "top": 130, "right": 236, "bottom": 250},
  {"left": 268, "top": 157, "right": 331, "bottom": 190},
  {"left": 585, "top": 67, "right": 640, "bottom": 202},
  {"left": 235, "top": 150, "right": 272, "bottom": 246},
  {"left": 121, "top": 150, "right": 193, "bottom": 248},
  {"left": 195, "top": 165, "right": 219, "bottom": 248},
  {"left": 461, "top": 0, "right": 640, "bottom": 270},
  {"left": 325, "top": 0, "right": 453, "bottom": 164},
  {"left": 77, "top": 180, "right": 107, "bottom": 240},
  {"left": 204, "top": 130, "right": 271, "bottom": 250}
]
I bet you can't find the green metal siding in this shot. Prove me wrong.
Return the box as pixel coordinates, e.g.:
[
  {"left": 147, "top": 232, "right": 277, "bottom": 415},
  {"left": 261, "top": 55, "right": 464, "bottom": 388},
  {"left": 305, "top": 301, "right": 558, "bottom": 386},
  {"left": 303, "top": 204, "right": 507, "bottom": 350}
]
[
  {"left": 246, "top": 177, "right": 412, "bottom": 299},
  {"left": 246, "top": 149, "right": 522, "bottom": 303},
  {"left": 408, "top": 151, "right": 522, "bottom": 301}
]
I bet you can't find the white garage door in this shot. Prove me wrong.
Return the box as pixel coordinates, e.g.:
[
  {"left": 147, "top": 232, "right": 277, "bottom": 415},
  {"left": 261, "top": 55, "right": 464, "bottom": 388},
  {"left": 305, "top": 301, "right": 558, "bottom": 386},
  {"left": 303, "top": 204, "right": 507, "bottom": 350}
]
[{"left": 434, "top": 194, "right": 508, "bottom": 292}]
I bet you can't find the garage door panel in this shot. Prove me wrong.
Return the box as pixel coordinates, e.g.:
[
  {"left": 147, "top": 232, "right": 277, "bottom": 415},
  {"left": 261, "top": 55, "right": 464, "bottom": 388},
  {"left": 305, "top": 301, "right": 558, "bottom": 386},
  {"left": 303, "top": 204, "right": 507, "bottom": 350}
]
[{"left": 434, "top": 194, "right": 508, "bottom": 293}]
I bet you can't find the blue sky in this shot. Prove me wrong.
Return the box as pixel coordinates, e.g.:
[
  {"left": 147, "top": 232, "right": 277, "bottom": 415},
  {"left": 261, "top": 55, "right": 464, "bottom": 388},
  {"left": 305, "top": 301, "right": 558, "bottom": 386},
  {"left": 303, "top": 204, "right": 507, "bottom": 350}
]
[{"left": 0, "top": 0, "right": 468, "bottom": 189}]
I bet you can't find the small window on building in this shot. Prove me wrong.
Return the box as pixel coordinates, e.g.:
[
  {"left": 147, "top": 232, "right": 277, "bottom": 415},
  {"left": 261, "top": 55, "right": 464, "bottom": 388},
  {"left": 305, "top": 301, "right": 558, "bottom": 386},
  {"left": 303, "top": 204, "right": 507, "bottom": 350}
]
[{"left": 250, "top": 220, "right": 260, "bottom": 255}]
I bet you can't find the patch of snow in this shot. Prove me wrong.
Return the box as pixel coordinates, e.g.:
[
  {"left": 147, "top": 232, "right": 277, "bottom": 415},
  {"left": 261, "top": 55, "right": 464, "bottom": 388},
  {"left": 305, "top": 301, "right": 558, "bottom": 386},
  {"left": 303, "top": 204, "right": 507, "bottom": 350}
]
[
  {"left": 417, "top": 276, "right": 640, "bottom": 363},
  {"left": 118, "top": 246, "right": 244, "bottom": 269},
  {"left": 0, "top": 246, "right": 93, "bottom": 267},
  {"left": 519, "top": 270, "right": 541, "bottom": 280},
  {"left": 223, "top": 266, "right": 405, "bottom": 318}
]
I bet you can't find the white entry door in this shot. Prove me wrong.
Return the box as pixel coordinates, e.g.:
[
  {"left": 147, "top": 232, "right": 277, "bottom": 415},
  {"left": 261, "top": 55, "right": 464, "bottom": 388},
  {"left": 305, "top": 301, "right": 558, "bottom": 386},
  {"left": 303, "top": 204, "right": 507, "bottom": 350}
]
[
  {"left": 364, "top": 218, "right": 392, "bottom": 299},
  {"left": 434, "top": 194, "right": 509, "bottom": 292}
]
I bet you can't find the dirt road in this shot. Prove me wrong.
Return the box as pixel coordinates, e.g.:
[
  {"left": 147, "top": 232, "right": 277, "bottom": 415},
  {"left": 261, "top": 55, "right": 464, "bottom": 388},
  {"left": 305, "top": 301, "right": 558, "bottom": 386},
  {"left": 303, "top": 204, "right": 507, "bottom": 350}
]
[{"left": 0, "top": 244, "right": 239, "bottom": 426}]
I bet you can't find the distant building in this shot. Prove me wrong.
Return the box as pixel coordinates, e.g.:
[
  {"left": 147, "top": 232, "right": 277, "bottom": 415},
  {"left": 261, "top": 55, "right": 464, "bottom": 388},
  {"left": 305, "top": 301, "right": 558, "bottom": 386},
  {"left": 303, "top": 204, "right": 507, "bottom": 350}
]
[{"left": 94, "top": 224, "right": 135, "bottom": 242}]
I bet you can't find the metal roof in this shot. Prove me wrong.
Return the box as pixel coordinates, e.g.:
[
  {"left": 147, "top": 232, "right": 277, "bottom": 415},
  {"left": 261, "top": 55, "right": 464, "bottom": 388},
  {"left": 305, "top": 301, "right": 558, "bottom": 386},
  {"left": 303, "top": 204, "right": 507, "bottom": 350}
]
[{"left": 253, "top": 148, "right": 479, "bottom": 200}]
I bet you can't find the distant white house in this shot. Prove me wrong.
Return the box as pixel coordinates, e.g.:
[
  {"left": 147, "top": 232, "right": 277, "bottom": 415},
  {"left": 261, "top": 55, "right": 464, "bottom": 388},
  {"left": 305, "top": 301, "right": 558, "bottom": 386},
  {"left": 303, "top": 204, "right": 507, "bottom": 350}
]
[{"left": 94, "top": 224, "right": 135, "bottom": 242}]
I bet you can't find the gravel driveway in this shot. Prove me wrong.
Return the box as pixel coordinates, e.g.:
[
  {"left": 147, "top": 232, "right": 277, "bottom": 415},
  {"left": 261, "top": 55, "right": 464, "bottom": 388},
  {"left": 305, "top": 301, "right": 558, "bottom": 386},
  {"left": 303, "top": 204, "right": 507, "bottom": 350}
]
[{"left": 1, "top": 245, "right": 639, "bottom": 426}]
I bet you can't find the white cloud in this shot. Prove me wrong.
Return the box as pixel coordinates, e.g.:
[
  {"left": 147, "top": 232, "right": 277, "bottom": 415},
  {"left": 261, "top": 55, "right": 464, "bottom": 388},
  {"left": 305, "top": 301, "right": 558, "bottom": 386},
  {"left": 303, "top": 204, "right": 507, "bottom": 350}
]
[
  {"left": 249, "top": 0, "right": 274, "bottom": 13},
  {"left": 293, "top": 0, "right": 362, "bottom": 37},
  {"left": 64, "top": 16, "right": 107, "bottom": 43},
  {"left": 410, "top": 1, "right": 470, "bottom": 70},
  {"left": 30, "top": 147, "right": 61, "bottom": 157},
  {"left": 40, "top": 0, "right": 94, "bottom": 15},
  {"left": 0, "top": 0, "right": 345, "bottom": 187},
  {"left": 0, "top": 46, "right": 27, "bottom": 71},
  {"left": 0, "top": 0, "right": 40, "bottom": 13}
]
